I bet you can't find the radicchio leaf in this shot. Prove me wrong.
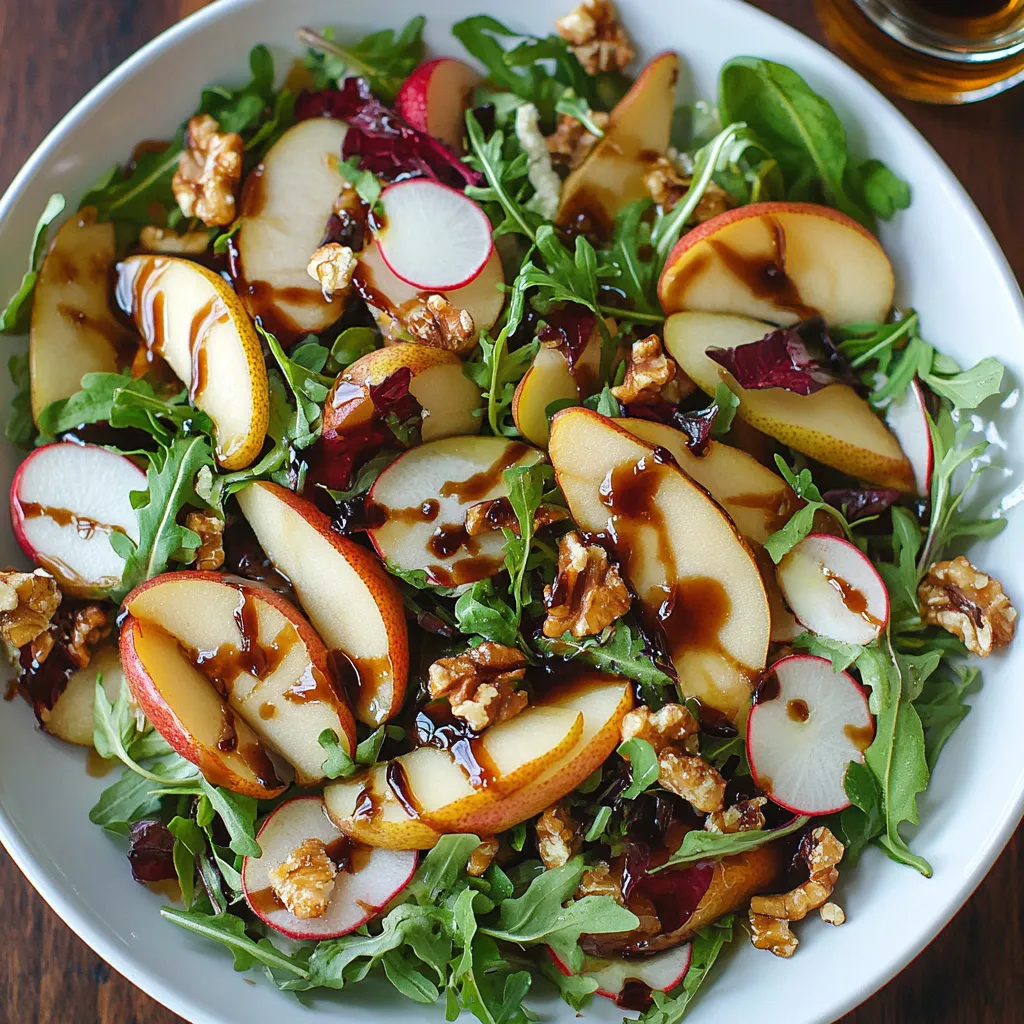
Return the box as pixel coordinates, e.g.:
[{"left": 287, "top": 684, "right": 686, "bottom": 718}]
[
  {"left": 295, "top": 78, "right": 482, "bottom": 189},
  {"left": 537, "top": 304, "right": 597, "bottom": 374},
  {"left": 821, "top": 487, "right": 901, "bottom": 522},
  {"left": 16, "top": 606, "right": 86, "bottom": 724},
  {"left": 627, "top": 402, "right": 719, "bottom": 457},
  {"left": 127, "top": 820, "right": 177, "bottom": 884},
  {"left": 707, "top": 317, "right": 859, "bottom": 396}
]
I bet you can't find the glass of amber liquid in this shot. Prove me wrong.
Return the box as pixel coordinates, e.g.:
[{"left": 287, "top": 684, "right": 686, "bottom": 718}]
[{"left": 816, "top": 0, "right": 1024, "bottom": 102}]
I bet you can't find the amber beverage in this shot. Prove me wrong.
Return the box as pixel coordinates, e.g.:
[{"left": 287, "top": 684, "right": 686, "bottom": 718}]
[{"left": 816, "top": 0, "right": 1024, "bottom": 102}]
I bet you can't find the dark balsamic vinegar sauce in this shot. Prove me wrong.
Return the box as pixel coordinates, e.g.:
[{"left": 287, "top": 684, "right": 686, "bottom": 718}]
[{"left": 414, "top": 702, "right": 498, "bottom": 789}]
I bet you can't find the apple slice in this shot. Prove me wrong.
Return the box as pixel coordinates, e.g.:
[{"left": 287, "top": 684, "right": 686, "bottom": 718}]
[
  {"left": 234, "top": 118, "right": 351, "bottom": 345},
  {"left": 886, "top": 378, "right": 933, "bottom": 495},
  {"left": 776, "top": 533, "right": 889, "bottom": 645},
  {"left": 664, "top": 312, "right": 915, "bottom": 491},
  {"left": 116, "top": 256, "right": 269, "bottom": 470},
  {"left": 235, "top": 481, "right": 408, "bottom": 726},
  {"left": 548, "top": 943, "right": 692, "bottom": 1003},
  {"left": 242, "top": 795, "right": 416, "bottom": 940},
  {"left": 29, "top": 212, "right": 134, "bottom": 424},
  {"left": 512, "top": 318, "right": 606, "bottom": 447},
  {"left": 11, "top": 442, "right": 145, "bottom": 597},
  {"left": 366, "top": 436, "right": 543, "bottom": 588},
  {"left": 658, "top": 202, "right": 896, "bottom": 325},
  {"left": 747, "top": 655, "right": 874, "bottom": 815},
  {"left": 373, "top": 180, "right": 493, "bottom": 291},
  {"left": 355, "top": 241, "right": 504, "bottom": 354},
  {"left": 123, "top": 571, "right": 356, "bottom": 789},
  {"left": 324, "top": 342, "right": 482, "bottom": 443},
  {"left": 556, "top": 52, "right": 679, "bottom": 236},
  {"left": 396, "top": 58, "right": 482, "bottom": 151},
  {"left": 549, "top": 408, "right": 769, "bottom": 722},
  {"left": 41, "top": 644, "right": 126, "bottom": 746}
]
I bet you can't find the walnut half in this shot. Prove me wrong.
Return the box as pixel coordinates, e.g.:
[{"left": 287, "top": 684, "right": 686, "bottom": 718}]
[
  {"left": 918, "top": 555, "right": 1017, "bottom": 656},
  {"left": 186, "top": 510, "right": 225, "bottom": 572},
  {"left": 307, "top": 243, "right": 357, "bottom": 301},
  {"left": 427, "top": 642, "right": 529, "bottom": 732},
  {"left": 542, "top": 532, "right": 631, "bottom": 639},
  {"left": 536, "top": 805, "right": 581, "bottom": 868},
  {"left": 610, "top": 335, "right": 686, "bottom": 406},
  {"left": 172, "top": 114, "right": 244, "bottom": 227},
  {"left": 0, "top": 569, "right": 61, "bottom": 649},
  {"left": 268, "top": 837, "right": 337, "bottom": 919},
  {"left": 404, "top": 294, "right": 476, "bottom": 352},
  {"left": 555, "top": 0, "right": 635, "bottom": 75}
]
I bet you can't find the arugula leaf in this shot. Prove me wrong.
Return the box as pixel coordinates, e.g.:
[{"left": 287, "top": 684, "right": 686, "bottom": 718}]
[
  {"left": 111, "top": 435, "right": 215, "bottom": 599},
  {"left": 915, "top": 663, "right": 980, "bottom": 771},
  {"left": 792, "top": 632, "right": 863, "bottom": 673},
  {"left": 88, "top": 756, "right": 199, "bottom": 830},
  {"left": 319, "top": 728, "right": 358, "bottom": 779},
  {"left": 161, "top": 909, "right": 309, "bottom": 976},
  {"left": 330, "top": 326, "right": 380, "bottom": 370},
  {"left": 411, "top": 834, "right": 484, "bottom": 904},
  {"left": 651, "top": 815, "right": 810, "bottom": 872},
  {"left": 455, "top": 579, "right": 521, "bottom": 648},
  {"left": 356, "top": 724, "right": 405, "bottom": 766},
  {"left": 583, "top": 805, "right": 613, "bottom": 842},
  {"left": 922, "top": 355, "right": 1004, "bottom": 410},
  {"left": 618, "top": 738, "right": 660, "bottom": 800},
  {"left": 838, "top": 760, "right": 885, "bottom": 863},
  {"left": 638, "top": 917, "right": 735, "bottom": 1024},
  {"left": 167, "top": 815, "right": 206, "bottom": 908},
  {"left": 700, "top": 734, "right": 749, "bottom": 775},
  {"left": 764, "top": 455, "right": 852, "bottom": 562},
  {"left": 6, "top": 352, "right": 35, "bottom": 447},
  {"left": 198, "top": 779, "right": 260, "bottom": 858},
  {"left": 711, "top": 381, "right": 741, "bottom": 437},
  {"left": 502, "top": 462, "right": 551, "bottom": 627},
  {"left": 259, "top": 324, "right": 332, "bottom": 449},
  {"left": 0, "top": 192, "right": 66, "bottom": 334}
]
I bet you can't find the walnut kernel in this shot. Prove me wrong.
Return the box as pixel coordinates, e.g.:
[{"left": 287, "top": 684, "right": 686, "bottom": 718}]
[
  {"left": 705, "top": 797, "right": 767, "bottom": 835},
  {"left": 620, "top": 704, "right": 699, "bottom": 755},
  {"left": 610, "top": 335, "right": 684, "bottom": 406},
  {"left": 186, "top": 510, "right": 225, "bottom": 572},
  {"left": 820, "top": 902, "right": 846, "bottom": 926},
  {"left": 307, "top": 243, "right": 357, "bottom": 301},
  {"left": 427, "top": 642, "right": 528, "bottom": 732},
  {"left": 268, "top": 837, "right": 337, "bottom": 919},
  {"left": 467, "top": 836, "right": 500, "bottom": 877},
  {"left": 536, "top": 805, "right": 581, "bottom": 868},
  {"left": 404, "top": 294, "right": 476, "bottom": 352},
  {"left": 542, "top": 531, "right": 631, "bottom": 639},
  {"left": 464, "top": 498, "right": 568, "bottom": 538},
  {"left": 749, "top": 911, "right": 798, "bottom": 958},
  {"left": 0, "top": 570, "right": 61, "bottom": 648},
  {"left": 555, "top": 0, "right": 635, "bottom": 74},
  {"left": 546, "top": 111, "right": 609, "bottom": 170},
  {"left": 68, "top": 605, "right": 112, "bottom": 670},
  {"left": 172, "top": 114, "right": 244, "bottom": 227},
  {"left": 657, "top": 751, "right": 726, "bottom": 813}
]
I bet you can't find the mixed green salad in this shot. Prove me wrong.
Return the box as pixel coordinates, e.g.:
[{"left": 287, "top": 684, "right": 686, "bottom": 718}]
[{"left": 0, "top": 3, "right": 1016, "bottom": 1022}]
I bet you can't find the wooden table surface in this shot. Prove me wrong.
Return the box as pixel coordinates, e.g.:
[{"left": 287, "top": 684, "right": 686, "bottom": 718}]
[{"left": 1, "top": 0, "right": 1023, "bottom": 1021}]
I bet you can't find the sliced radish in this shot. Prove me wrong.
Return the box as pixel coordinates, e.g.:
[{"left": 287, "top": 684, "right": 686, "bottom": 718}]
[
  {"left": 776, "top": 533, "right": 889, "bottom": 646},
  {"left": 396, "top": 58, "right": 482, "bottom": 151},
  {"left": 10, "top": 442, "right": 145, "bottom": 597},
  {"left": 242, "top": 796, "right": 417, "bottom": 941},
  {"left": 887, "top": 378, "right": 933, "bottom": 496},
  {"left": 747, "top": 655, "right": 874, "bottom": 815},
  {"left": 374, "top": 179, "right": 493, "bottom": 291},
  {"left": 548, "top": 943, "right": 692, "bottom": 1004}
]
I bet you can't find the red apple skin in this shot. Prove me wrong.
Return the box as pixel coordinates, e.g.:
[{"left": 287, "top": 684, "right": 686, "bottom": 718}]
[
  {"left": 250, "top": 484, "right": 409, "bottom": 724},
  {"left": 119, "top": 616, "right": 288, "bottom": 799},
  {"left": 657, "top": 200, "right": 893, "bottom": 315},
  {"left": 396, "top": 57, "right": 482, "bottom": 151}
]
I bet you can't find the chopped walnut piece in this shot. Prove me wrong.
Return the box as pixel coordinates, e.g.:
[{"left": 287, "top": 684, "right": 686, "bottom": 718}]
[
  {"left": 464, "top": 497, "right": 568, "bottom": 538},
  {"left": 577, "top": 860, "right": 623, "bottom": 900},
  {"left": 186, "top": 510, "right": 225, "bottom": 571},
  {"left": 67, "top": 605, "right": 112, "bottom": 669},
  {"left": 620, "top": 703, "right": 699, "bottom": 755},
  {"left": 643, "top": 157, "right": 731, "bottom": 223},
  {"left": 427, "top": 642, "right": 529, "bottom": 732},
  {"left": 307, "top": 243, "right": 357, "bottom": 301},
  {"left": 747, "top": 827, "right": 845, "bottom": 957},
  {"left": 268, "top": 837, "right": 337, "bottom": 919},
  {"left": 657, "top": 751, "right": 726, "bottom": 813},
  {"left": 705, "top": 797, "right": 767, "bottom": 834},
  {"left": 171, "top": 114, "right": 244, "bottom": 227},
  {"left": 555, "top": 0, "right": 635, "bottom": 75},
  {"left": 0, "top": 570, "right": 61, "bottom": 648},
  {"left": 820, "top": 902, "right": 846, "bottom": 926},
  {"left": 404, "top": 294, "right": 476, "bottom": 352},
  {"left": 610, "top": 335, "right": 683, "bottom": 406},
  {"left": 543, "top": 531, "right": 631, "bottom": 639},
  {"left": 536, "top": 805, "right": 581, "bottom": 868},
  {"left": 546, "top": 111, "right": 609, "bottom": 170},
  {"left": 139, "top": 226, "right": 212, "bottom": 255},
  {"left": 918, "top": 555, "right": 1017, "bottom": 656},
  {"left": 467, "top": 836, "right": 500, "bottom": 877},
  {"left": 749, "top": 911, "right": 798, "bottom": 958}
]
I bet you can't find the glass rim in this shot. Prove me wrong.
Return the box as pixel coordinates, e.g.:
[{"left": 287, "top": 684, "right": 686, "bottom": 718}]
[{"left": 851, "top": 0, "right": 1024, "bottom": 62}]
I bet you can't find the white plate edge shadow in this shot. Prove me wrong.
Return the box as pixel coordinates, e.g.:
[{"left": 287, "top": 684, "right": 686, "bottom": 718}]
[{"left": 0, "top": 1, "right": 1022, "bottom": 1023}]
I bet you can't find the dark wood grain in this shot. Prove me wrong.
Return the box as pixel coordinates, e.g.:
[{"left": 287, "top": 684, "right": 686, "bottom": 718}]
[{"left": 0, "top": 1, "right": 1022, "bottom": 1021}]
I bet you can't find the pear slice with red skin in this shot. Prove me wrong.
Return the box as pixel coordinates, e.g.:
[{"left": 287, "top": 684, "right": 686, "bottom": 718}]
[
  {"left": 116, "top": 255, "right": 269, "bottom": 469},
  {"left": 549, "top": 408, "right": 769, "bottom": 722},
  {"left": 747, "top": 654, "right": 874, "bottom": 815},
  {"left": 30, "top": 212, "right": 134, "bottom": 424},
  {"left": 396, "top": 58, "right": 482, "bottom": 150},
  {"left": 547, "top": 943, "right": 692, "bottom": 1003},
  {"left": 242, "top": 795, "right": 417, "bottom": 940},
  {"left": 776, "top": 533, "right": 889, "bottom": 645},
  {"left": 121, "top": 571, "right": 356, "bottom": 793},
  {"left": 663, "top": 311, "right": 915, "bottom": 491},
  {"left": 657, "top": 201, "right": 895, "bottom": 325},
  {"left": 235, "top": 118, "right": 351, "bottom": 344},
  {"left": 10, "top": 442, "right": 145, "bottom": 597},
  {"left": 235, "top": 481, "right": 408, "bottom": 727}
]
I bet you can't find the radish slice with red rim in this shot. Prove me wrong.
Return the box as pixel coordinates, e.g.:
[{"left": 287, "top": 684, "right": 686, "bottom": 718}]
[
  {"left": 886, "top": 378, "right": 933, "bottom": 496},
  {"left": 747, "top": 654, "right": 874, "bottom": 815},
  {"left": 374, "top": 179, "right": 493, "bottom": 291},
  {"left": 548, "top": 943, "right": 693, "bottom": 1005},
  {"left": 242, "top": 795, "right": 417, "bottom": 940}
]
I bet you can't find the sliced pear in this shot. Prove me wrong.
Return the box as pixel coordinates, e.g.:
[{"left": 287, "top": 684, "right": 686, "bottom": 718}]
[
  {"left": 116, "top": 255, "right": 269, "bottom": 469},
  {"left": 30, "top": 213, "right": 134, "bottom": 423},
  {"left": 235, "top": 118, "right": 351, "bottom": 344},
  {"left": 366, "top": 436, "right": 543, "bottom": 587},
  {"left": 663, "top": 311, "right": 915, "bottom": 491},
  {"left": 549, "top": 409, "right": 769, "bottom": 721},
  {"left": 556, "top": 52, "right": 679, "bottom": 236},
  {"left": 40, "top": 644, "right": 126, "bottom": 746}
]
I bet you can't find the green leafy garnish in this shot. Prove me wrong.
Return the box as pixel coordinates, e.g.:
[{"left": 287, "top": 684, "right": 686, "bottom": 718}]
[
  {"left": 0, "top": 192, "right": 66, "bottom": 334},
  {"left": 618, "top": 738, "right": 660, "bottom": 799},
  {"left": 764, "top": 455, "right": 852, "bottom": 563},
  {"left": 5, "top": 352, "right": 35, "bottom": 447},
  {"left": 651, "top": 815, "right": 810, "bottom": 872}
]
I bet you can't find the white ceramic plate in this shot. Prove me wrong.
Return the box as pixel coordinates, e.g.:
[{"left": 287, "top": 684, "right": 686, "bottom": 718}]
[{"left": 1, "top": 1, "right": 1022, "bottom": 1022}]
